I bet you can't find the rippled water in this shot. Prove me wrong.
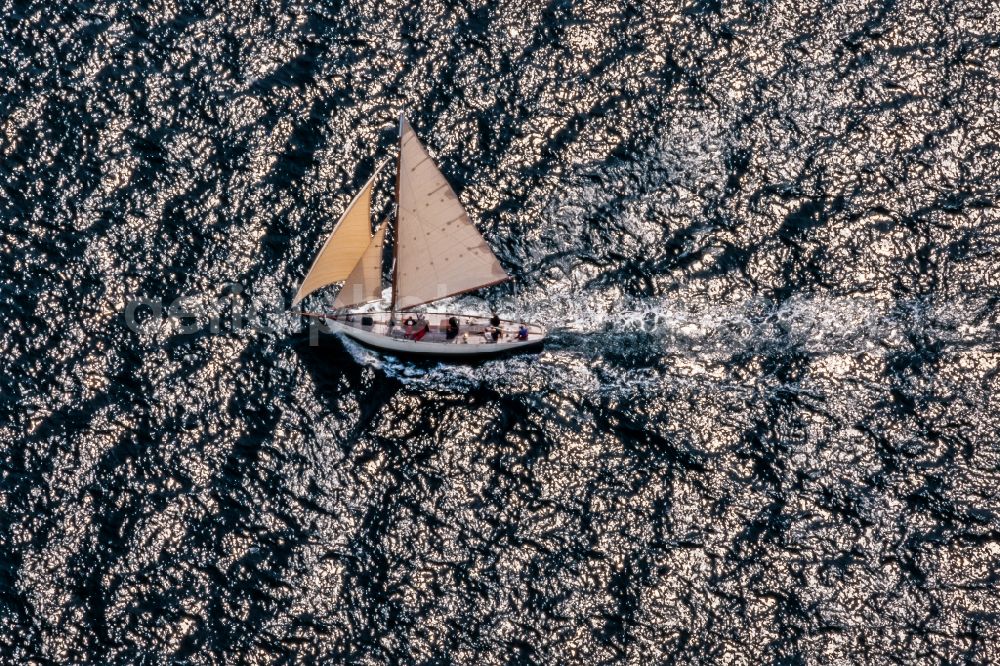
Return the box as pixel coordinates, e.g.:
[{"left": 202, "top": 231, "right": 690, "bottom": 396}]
[{"left": 3, "top": 0, "right": 1000, "bottom": 662}]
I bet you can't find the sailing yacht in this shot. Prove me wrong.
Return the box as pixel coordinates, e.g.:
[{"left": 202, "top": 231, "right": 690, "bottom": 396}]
[{"left": 291, "top": 115, "right": 546, "bottom": 357}]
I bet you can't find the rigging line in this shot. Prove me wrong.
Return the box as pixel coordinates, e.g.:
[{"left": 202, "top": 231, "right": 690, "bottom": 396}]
[{"left": 390, "top": 113, "right": 404, "bottom": 315}]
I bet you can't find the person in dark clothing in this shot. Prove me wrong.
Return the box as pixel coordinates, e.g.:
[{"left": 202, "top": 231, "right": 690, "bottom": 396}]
[
  {"left": 517, "top": 324, "right": 529, "bottom": 341},
  {"left": 486, "top": 313, "right": 502, "bottom": 342},
  {"left": 446, "top": 316, "right": 459, "bottom": 340}
]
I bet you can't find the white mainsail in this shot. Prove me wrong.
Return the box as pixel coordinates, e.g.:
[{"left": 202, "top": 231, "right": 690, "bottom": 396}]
[
  {"left": 392, "top": 117, "right": 509, "bottom": 310},
  {"left": 333, "top": 219, "right": 387, "bottom": 309},
  {"left": 292, "top": 165, "right": 384, "bottom": 306}
]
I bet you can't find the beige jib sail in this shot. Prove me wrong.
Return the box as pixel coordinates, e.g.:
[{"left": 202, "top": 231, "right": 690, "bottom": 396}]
[
  {"left": 392, "top": 117, "right": 509, "bottom": 310},
  {"left": 333, "top": 219, "right": 387, "bottom": 309},
  {"left": 291, "top": 165, "right": 384, "bottom": 306}
]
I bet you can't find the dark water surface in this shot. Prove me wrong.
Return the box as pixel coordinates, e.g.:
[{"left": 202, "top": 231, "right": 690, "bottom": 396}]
[{"left": 3, "top": 0, "right": 1000, "bottom": 662}]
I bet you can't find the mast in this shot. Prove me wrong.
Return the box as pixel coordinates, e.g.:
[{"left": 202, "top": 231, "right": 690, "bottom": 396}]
[{"left": 390, "top": 113, "right": 403, "bottom": 316}]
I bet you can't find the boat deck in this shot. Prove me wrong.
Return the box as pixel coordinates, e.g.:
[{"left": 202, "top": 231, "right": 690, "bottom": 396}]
[
  {"left": 309, "top": 311, "right": 546, "bottom": 355},
  {"left": 331, "top": 311, "right": 544, "bottom": 344}
]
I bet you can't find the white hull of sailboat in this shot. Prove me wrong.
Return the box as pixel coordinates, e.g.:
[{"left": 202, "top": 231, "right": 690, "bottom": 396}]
[{"left": 317, "top": 312, "right": 545, "bottom": 358}]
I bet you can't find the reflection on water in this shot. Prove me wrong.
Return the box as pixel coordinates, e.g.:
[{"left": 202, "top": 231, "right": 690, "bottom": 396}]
[{"left": 2, "top": 0, "right": 999, "bottom": 662}]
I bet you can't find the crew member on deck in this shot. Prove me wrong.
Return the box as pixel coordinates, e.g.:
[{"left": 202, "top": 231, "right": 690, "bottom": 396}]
[
  {"left": 446, "top": 316, "right": 459, "bottom": 340},
  {"left": 488, "top": 313, "right": 502, "bottom": 342}
]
